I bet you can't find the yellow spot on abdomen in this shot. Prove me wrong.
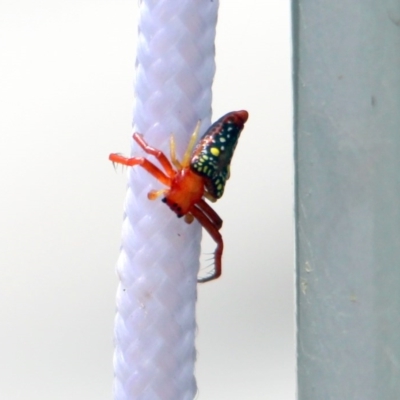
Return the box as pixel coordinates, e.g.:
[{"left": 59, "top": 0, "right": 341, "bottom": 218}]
[{"left": 210, "top": 147, "right": 220, "bottom": 156}]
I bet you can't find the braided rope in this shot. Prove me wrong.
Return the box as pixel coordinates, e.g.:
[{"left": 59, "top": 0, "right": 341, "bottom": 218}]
[{"left": 113, "top": 1, "right": 219, "bottom": 399}]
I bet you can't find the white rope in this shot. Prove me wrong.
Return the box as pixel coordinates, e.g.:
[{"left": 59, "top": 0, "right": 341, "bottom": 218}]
[{"left": 113, "top": 1, "right": 219, "bottom": 399}]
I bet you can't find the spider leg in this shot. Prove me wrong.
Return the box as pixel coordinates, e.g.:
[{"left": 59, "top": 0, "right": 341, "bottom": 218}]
[
  {"left": 190, "top": 205, "right": 224, "bottom": 283},
  {"left": 148, "top": 189, "right": 168, "bottom": 200},
  {"left": 197, "top": 199, "right": 223, "bottom": 230},
  {"left": 184, "top": 213, "right": 195, "bottom": 224},
  {"left": 169, "top": 135, "right": 182, "bottom": 170},
  {"left": 170, "top": 120, "right": 201, "bottom": 170},
  {"left": 133, "top": 133, "right": 176, "bottom": 177},
  {"left": 109, "top": 153, "right": 172, "bottom": 187},
  {"left": 181, "top": 120, "right": 201, "bottom": 168}
]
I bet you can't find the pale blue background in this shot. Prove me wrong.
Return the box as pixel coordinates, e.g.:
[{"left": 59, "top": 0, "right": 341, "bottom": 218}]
[{"left": 0, "top": 1, "right": 294, "bottom": 398}]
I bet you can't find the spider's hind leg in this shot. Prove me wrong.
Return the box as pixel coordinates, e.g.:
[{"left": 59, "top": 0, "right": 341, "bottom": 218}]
[
  {"left": 197, "top": 199, "right": 223, "bottom": 230},
  {"left": 190, "top": 205, "right": 224, "bottom": 283}
]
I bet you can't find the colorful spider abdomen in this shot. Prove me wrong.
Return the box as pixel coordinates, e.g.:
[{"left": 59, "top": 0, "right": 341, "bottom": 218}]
[{"left": 190, "top": 110, "right": 248, "bottom": 199}]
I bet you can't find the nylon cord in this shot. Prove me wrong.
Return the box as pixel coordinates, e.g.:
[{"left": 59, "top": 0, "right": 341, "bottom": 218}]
[{"left": 113, "top": 1, "right": 219, "bottom": 399}]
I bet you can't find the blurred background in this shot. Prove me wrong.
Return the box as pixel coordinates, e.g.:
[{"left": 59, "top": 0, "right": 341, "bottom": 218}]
[{"left": 0, "top": 0, "right": 294, "bottom": 398}]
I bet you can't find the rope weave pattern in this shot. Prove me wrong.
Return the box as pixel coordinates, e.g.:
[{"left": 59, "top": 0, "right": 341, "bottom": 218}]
[{"left": 114, "top": 1, "right": 219, "bottom": 399}]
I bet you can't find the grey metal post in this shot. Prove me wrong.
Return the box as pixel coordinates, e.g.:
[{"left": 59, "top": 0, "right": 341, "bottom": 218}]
[{"left": 293, "top": 1, "right": 400, "bottom": 398}]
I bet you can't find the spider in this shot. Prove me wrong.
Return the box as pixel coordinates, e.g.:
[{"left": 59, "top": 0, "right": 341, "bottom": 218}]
[{"left": 109, "top": 110, "right": 248, "bottom": 282}]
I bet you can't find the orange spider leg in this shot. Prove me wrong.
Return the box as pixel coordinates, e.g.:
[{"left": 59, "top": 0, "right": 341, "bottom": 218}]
[
  {"left": 133, "top": 133, "right": 175, "bottom": 178},
  {"left": 197, "top": 199, "right": 223, "bottom": 230},
  {"left": 184, "top": 213, "right": 195, "bottom": 224},
  {"left": 190, "top": 205, "right": 224, "bottom": 283},
  {"left": 148, "top": 188, "right": 168, "bottom": 200},
  {"left": 109, "top": 153, "right": 172, "bottom": 187}
]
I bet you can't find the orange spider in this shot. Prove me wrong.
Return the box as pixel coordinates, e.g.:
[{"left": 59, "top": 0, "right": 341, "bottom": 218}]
[{"left": 110, "top": 110, "right": 248, "bottom": 282}]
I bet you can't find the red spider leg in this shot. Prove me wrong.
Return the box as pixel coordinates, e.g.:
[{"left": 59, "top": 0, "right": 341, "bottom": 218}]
[
  {"left": 196, "top": 199, "right": 223, "bottom": 230},
  {"left": 133, "top": 133, "right": 175, "bottom": 178},
  {"left": 190, "top": 205, "right": 224, "bottom": 283},
  {"left": 109, "top": 153, "right": 172, "bottom": 187}
]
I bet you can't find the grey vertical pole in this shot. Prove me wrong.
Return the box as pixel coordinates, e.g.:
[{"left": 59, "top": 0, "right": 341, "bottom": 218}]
[{"left": 293, "top": 1, "right": 400, "bottom": 399}]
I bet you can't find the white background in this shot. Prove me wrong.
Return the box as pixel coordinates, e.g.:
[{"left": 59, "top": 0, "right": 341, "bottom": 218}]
[{"left": 0, "top": 1, "right": 294, "bottom": 399}]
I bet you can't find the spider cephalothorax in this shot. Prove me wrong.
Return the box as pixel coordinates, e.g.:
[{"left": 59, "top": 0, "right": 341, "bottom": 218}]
[{"left": 110, "top": 110, "right": 248, "bottom": 282}]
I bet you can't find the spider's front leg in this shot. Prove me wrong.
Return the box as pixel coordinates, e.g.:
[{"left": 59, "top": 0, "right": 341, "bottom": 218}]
[
  {"left": 133, "top": 133, "right": 175, "bottom": 178},
  {"left": 190, "top": 205, "right": 224, "bottom": 283},
  {"left": 109, "top": 133, "right": 176, "bottom": 188},
  {"left": 109, "top": 153, "right": 172, "bottom": 187}
]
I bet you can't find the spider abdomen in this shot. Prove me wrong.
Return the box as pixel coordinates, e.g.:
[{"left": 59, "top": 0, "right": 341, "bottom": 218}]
[{"left": 190, "top": 110, "right": 248, "bottom": 199}]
